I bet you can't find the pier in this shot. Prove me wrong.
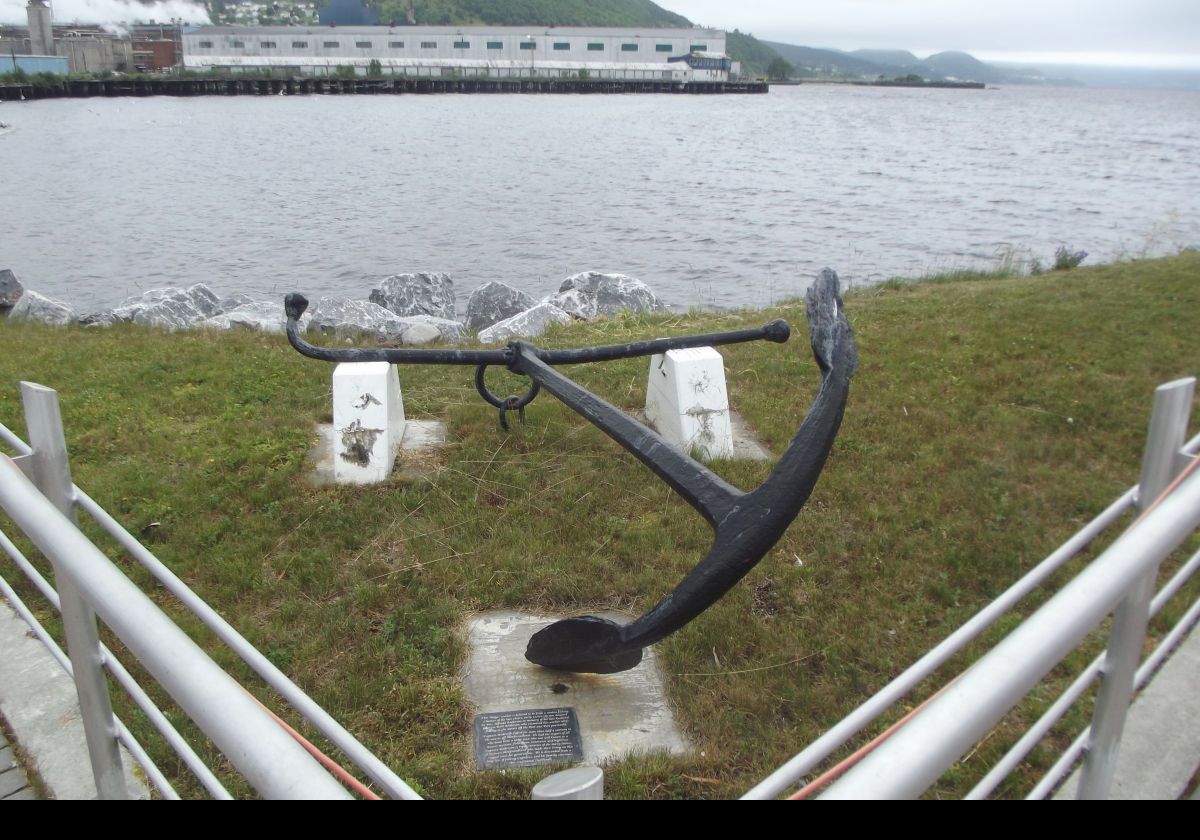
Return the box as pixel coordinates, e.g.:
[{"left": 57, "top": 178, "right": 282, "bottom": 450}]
[{"left": 0, "top": 76, "right": 768, "bottom": 101}]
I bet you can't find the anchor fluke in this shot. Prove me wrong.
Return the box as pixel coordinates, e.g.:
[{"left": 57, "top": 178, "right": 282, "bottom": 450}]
[{"left": 525, "top": 615, "right": 643, "bottom": 674}]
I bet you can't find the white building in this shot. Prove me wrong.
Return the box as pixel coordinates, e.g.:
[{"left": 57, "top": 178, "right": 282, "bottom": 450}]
[{"left": 182, "top": 26, "right": 736, "bottom": 82}]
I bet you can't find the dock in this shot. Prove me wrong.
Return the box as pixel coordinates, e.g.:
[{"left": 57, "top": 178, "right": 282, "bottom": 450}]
[{"left": 0, "top": 76, "right": 768, "bottom": 101}]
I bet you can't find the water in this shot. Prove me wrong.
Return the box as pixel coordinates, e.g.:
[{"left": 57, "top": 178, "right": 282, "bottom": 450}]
[{"left": 1, "top": 84, "right": 1197, "bottom": 314}]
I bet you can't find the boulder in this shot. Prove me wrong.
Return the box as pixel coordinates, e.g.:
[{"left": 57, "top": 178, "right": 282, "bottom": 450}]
[
  {"left": 9, "top": 290, "right": 75, "bottom": 326},
  {"left": 76, "top": 311, "right": 117, "bottom": 328},
  {"left": 110, "top": 284, "right": 223, "bottom": 330},
  {"left": 478, "top": 302, "right": 571, "bottom": 344},
  {"left": 203, "top": 300, "right": 308, "bottom": 334},
  {"left": 547, "top": 271, "right": 663, "bottom": 320},
  {"left": 0, "top": 269, "right": 23, "bottom": 315},
  {"left": 465, "top": 281, "right": 535, "bottom": 332},
  {"left": 369, "top": 273, "right": 455, "bottom": 320},
  {"left": 306, "top": 297, "right": 407, "bottom": 342},
  {"left": 394, "top": 315, "right": 467, "bottom": 345},
  {"left": 219, "top": 292, "right": 261, "bottom": 311}
]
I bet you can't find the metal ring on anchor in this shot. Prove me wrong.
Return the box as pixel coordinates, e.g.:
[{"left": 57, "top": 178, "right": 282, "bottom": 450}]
[{"left": 474, "top": 365, "right": 540, "bottom": 430}]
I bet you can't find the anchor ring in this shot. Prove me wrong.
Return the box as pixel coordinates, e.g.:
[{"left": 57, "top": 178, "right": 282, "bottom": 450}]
[{"left": 474, "top": 364, "right": 540, "bottom": 411}]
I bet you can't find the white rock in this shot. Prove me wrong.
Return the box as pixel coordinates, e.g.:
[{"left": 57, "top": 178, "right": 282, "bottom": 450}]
[
  {"left": 478, "top": 302, "right": 572, "bottom": 344},
  {"left": 110, "top": 284, "right": 223, "bottom": 330},
  {"left": 9, "top": 290, "right": 75, "bottom": 326},
  {"left": 547, "top": 271, "right": 663, "bottom": 320},
  {"left": 369, "top": 273, "right": 456, "bottom": 320}
]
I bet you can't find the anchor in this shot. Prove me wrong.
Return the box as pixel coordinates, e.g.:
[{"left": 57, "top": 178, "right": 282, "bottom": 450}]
[{"left": 284, "top": 269, "right": 857, "bottom": 673}]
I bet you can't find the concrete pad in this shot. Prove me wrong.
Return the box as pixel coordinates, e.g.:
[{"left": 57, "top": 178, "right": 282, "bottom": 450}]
[
  {"left": 1055, "top": 622, "right": 1200, "bottom": 800},
  {"left": 307, "top": 419, "right": 447, "bottom": 486},
  {"left": 462, "top": 611, "right": 689, "bottom": 768},
  {"left": 0, "top": 595, "right": 149, "bottom": 799},
  {"left": 633, "top": 408, "right": 770, "bottom": 462}
]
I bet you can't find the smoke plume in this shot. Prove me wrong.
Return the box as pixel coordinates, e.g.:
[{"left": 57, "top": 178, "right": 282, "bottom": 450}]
[{"left": 0, "top": 0, "right": 212, "bottom": 26}]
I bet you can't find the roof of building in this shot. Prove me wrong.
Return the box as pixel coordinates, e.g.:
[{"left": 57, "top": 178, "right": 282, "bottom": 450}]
[{"left": 187, "top": 25, "right": 723, "bottom": 37}]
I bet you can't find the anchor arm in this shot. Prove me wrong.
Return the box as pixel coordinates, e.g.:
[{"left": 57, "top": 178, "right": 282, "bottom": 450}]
[{"left": 524, "top": 270, "right": 858, "bottom": 673}]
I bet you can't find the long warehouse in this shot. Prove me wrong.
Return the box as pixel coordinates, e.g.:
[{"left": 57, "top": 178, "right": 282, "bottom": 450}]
[{"left": 182, "top": 26, "right": 736, "bottom": 82}]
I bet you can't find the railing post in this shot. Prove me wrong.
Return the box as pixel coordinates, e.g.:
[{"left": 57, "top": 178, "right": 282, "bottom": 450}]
[
  {"left": 1077, "top": 377, "right": 1195, "bottom": 799},
  {"left": 20, "top": 382, "right": 128, "bottom": 800}
]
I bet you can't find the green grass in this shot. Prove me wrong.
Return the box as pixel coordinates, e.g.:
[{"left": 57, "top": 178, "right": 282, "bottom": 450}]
[{"left": 0, "top": 253, "right": 1198, "bottom": 798}]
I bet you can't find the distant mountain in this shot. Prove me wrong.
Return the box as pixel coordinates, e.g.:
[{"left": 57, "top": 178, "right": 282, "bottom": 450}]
[
  {"left": 848, "top": 49, "right": 922, "bottom": 67},
  {"left": 922, "top": 51, "right": 1004, "bottom": 82},
  {"left": 763, "top": 41, "right": 887, "bottom": 78},
  {"left": 765, "top": 39, "right": 1085, "bottom": 86}
]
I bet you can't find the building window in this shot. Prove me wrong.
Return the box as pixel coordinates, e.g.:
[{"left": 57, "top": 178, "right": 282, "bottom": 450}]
[
  {"left": 261, "top": 41, "right": 276, "bottom": 48},
  {"left": 587, "top": 43, "right": 604, "bottom": 51},
  {"left": 355, "top": 41, "right": 371, "bottom": 48},
  {"left": 420, "top": 41, "right": 437, "bottom": 49},
  {"left": 292, "top": 41, "right": 308, "bottom": 48},
  {"left": 453, "top": 40, "right": 469, "bottom": 49},
  {"left": 198, "top": 41, "right": 213, "bottom": 48},
  {"left": 486, "top": 41, "right": 502, "bottom": 49},
  {"left": 690, "top": 44, "right": 708, "bottom": 52},
  {"left": 323, "top": 41, "right": 339, "bottom": 48},
  {"left": 388, "top": 41, "right": 404, "bottom": 48},
  {"left": 621, "top": 43, "right": 638, "bottom": 52},
  {"left": 231, "top": 40, "right": 245, "bottom": 48},
  {"left": 519, "top": 41, "right": 536, "bottom": 50},
  {"left": 553, "top": 42, "right": 570, "bottom": 51},
  {"left": 656, "top": 44, "right": 672, "bottom": 52}
]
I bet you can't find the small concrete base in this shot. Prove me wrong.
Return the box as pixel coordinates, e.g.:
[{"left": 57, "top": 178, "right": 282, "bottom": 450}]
[
  {"left": 462, "top": 611, "right": 689, "bottom": 768},
  {"left": 307, "top": 419, "right": 447, "bottom": 486},
  {"left": 0, "top": 596, "right": 149, "bottom": 800},
  {"left": 633, "top": 408, "right": 771, "bottom": 462},
  {"left": 646, "top": 347, "right": 735, "bottom": 459}
]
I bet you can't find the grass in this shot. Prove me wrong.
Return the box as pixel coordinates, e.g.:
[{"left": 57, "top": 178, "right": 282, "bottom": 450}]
[{"left": 0, "top": 253, "right": 1198, "bottom": 799}]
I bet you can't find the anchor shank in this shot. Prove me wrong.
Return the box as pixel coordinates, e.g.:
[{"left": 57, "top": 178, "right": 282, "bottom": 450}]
[{"left": 510, "top": 342, "right": 742, "bottom": 528}]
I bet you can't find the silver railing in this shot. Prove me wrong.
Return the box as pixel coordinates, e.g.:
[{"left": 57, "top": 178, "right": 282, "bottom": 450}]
[
  {"left": 747, "top": 377, "right": 1199, "bottom": 800},
  {"left": 0, "top": 381, "right": 422, "bottom": 800}
]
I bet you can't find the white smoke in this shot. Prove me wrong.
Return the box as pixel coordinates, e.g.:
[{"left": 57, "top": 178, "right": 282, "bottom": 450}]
[{"left": 0, "top": 0, "right": 212, "bottom": 26}]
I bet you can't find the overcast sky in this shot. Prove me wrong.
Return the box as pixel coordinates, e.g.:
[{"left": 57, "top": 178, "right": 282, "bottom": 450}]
[{"left": 660, "top": 0, "right": 1200, "bottom": 67}]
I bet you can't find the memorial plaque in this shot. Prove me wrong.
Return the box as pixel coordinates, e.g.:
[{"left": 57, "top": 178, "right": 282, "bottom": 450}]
[{"left": 473, "top": 707, "right": 583, "bottom": 770}]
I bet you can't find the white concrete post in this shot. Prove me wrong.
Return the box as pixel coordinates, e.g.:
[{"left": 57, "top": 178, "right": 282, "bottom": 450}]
[
  {"left": 645, "top": 347, "right": 734, "bottom": 459},
  {"left": 331, "top": 363, "right": 405, "bottom": 484}
]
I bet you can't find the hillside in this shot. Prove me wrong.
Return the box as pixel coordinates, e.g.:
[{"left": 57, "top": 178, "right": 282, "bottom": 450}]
[{"left": 373, "top": 0, "right": 691, "bottom": 28}]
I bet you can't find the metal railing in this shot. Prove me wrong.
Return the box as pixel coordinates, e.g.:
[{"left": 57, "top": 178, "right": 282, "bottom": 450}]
[
  {"left": 0, "top": 381, "right": 422, "bottom": 799},
  {"left": 746, "top": 377, "right": 1199, "bottom": 799}
]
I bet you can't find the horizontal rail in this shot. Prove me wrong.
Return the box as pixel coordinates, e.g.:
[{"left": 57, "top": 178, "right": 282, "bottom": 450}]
[
  {"left": 0, "top": 421, "right": 32, "bottom": 456},
  {"left": 1027, "top": 590, "right": 1200, "bottom": 800},
  {"left": 0, "top": 454, "right": 352, "bottom": 799},
  {"left": 742, "top": 484, "right": 1137, "bottom": 799},
  {"left": 74, "top": 487, "right": 422, "bottom": 800},
  {"left": 819, "top": 463, "right": 1200, "bottom": 799},
  {"left": 0, "top": 527, "right": 232, "bottom": 798},
  {"left": 0, "top": 568, "right": 179, "bottom": 799},
  {"left": 966, "top": 545, "right": 1200, "bottom": 799}
]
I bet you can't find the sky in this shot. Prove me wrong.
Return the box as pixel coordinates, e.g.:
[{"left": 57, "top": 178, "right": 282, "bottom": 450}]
[{"left": 659, "top": 0, "right": 1200, "bottom": 68}]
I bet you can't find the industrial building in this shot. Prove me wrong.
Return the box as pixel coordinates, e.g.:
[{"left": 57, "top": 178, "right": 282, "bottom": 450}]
[
  {"left": 0, "top": 1, "right": 181, "bottom": 74},
  {"left": 182, "top": 26, "right": 736, "bottom": 82}
]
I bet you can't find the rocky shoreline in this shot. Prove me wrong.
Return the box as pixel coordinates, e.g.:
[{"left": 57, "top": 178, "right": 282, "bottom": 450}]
[{"left": 0, "top": 269, "right": 667, "bottom": 344}]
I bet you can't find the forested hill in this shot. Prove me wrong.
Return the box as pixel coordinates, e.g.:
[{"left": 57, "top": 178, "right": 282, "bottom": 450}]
[
  {"left": 364, "top": 0, "right": 782, "bottom": 76},
  {"left": 373, "top": 0, "right": 691, "bottom": 28}
]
